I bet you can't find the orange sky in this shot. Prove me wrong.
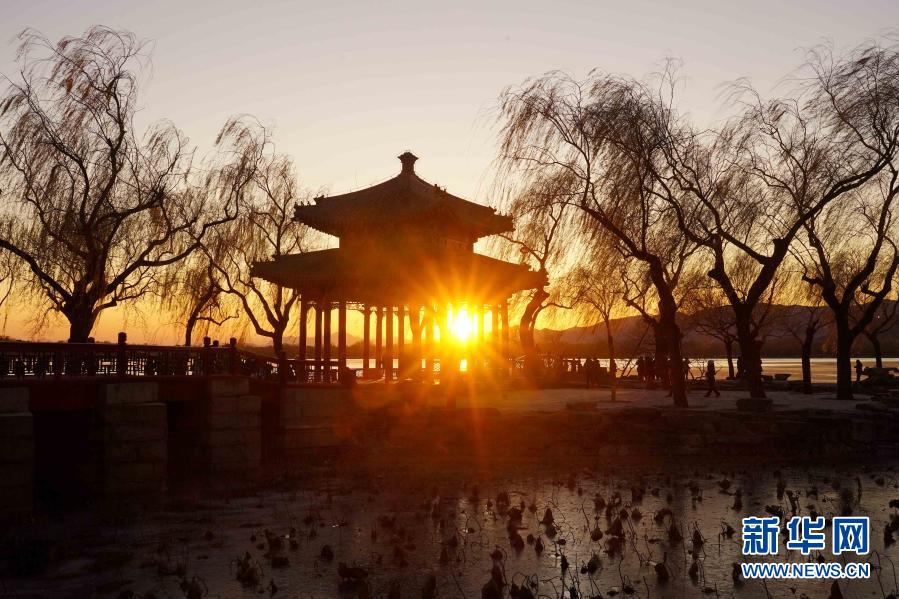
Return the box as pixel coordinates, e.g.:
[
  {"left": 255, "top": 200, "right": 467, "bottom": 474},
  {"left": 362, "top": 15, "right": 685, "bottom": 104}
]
[{"left": 0, "top": 0, "right": 895, "bottom": 344}]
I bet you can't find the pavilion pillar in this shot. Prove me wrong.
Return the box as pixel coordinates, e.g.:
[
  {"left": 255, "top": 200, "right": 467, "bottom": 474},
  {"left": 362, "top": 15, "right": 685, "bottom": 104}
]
[
  {"left": 410, "top": 305, "right": 422, "bottom": 378},
  {"left": 385, "top": 305, "right": 394, "bottom": 382},
  {"left": 437, "top": 304, "right": 449, "bottom": 381},
  {"left": 298, "top": 299, "right": 308, "bottom": 358},
  {"left": 424, "top": 306, "right": 433, "bottom": 382},
  {"left": 314, "top": 301, "right": 323, "bottom": 382},
  {"left": 470, "top": 304, "right": 477, "bottom": 375},
  {"left": 501, "top": 301, "right": 510, "bottom": 363},
  {"left": 475, "top": 304, "right": 484, "bottom": 373},
  {"left": 375, "top": 306, "right": 383, "bottom": 373},
  {"left": 491, "top": 305, "right": 500, "bottom": 366},
  {"left": 299, "top": 299, "right": 308, "bottom": 379},
  {"left": 397, "top": 304, "right": 405, "bottom": 377},
  {"left": 323, "top": 299, "right": 332, "bottom": 383},
  {"left": 338, "top": 300, "right": 347, "bottom": 373},
  {"left": 362, "top": 305, "right": 371, "bottom": 374}
]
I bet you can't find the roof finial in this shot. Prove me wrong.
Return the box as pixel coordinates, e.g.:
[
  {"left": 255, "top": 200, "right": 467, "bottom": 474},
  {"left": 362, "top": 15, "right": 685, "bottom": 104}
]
[{"left": 398, "top": 151, "right": 418, "bottom": 175}]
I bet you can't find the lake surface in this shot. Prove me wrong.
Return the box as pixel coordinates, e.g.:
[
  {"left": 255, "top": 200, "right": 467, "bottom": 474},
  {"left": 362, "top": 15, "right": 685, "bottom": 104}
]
[
  {"left": 347, "top": 357, "right": 899, "bottom": 383},
  {"left": 8, "top": 462, "right": 899, "bottom": 598},
  {"left": 686, "top": 357, "right": 899, "bottom": 384}
]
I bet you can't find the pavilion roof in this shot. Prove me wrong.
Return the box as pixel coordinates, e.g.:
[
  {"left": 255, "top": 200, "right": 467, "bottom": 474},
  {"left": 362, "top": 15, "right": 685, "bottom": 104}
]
[
  {"left": 294, "top": 152, "right": 512, "bottom": 239},
  {"left": 251, "top": 247, "right": 546, "bottom": 304}
]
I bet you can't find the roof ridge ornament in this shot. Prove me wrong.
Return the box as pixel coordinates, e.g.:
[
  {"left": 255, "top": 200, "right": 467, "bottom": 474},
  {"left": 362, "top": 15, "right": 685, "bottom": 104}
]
[{"left": 398, "top": 151, "right": 418, "bottom": 175}]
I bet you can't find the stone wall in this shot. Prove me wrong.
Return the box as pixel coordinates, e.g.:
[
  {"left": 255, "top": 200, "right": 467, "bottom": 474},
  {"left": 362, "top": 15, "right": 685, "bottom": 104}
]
[
  {"left": 202, "top": 377, "right": 261, "bottom": 490},
  {"left": 101, "top": 382, "right": 167, "bottom": 498},
  {"left": 277, "top": 387, "right": 354, "bottom": 460},
  {"left": 0, "top": 388, "right": 33, "bottom": 520}
]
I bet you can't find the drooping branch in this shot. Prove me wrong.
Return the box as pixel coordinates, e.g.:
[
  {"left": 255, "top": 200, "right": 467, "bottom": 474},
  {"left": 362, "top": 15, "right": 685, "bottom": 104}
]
[{"left": 0, "top": 27, "right": 239, "bottom": 341}]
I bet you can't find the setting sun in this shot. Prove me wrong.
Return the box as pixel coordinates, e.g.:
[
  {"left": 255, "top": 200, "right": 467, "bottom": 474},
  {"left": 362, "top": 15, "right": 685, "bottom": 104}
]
[{"left": 449, "top": 309, "right": 474, "bottom": 342}]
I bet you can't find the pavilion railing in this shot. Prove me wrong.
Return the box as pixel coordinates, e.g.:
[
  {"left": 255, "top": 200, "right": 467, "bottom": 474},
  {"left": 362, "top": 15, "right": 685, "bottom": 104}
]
[{"left": 0, "top": 334, "right": 355, "bottom": 385}]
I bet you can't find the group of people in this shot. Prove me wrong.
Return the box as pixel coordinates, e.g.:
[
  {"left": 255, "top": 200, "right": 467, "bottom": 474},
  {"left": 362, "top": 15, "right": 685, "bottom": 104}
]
[
  {"left": 563, "top": 355, "right": 874, "bottom": 396},
  {"left": 635, "top": 355, "right": 664, "bottom": 385},
  {"left": 635, "top": 355, "right": 692, "bottom": 385},
  {"left": 634, "top": 354, "right": 722, "bottom": 397},
  {"left": 582, "top": 357, "right": 614, "bottom": 388},
  {"left": 562, "top": 353, "right": 727, "bottom": 397},
  {"left": 554, "top": 356, "right": 619, "bottom": 388}
]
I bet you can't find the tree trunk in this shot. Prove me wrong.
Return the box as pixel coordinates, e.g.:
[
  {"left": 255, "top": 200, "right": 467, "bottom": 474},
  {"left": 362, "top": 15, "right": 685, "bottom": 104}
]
[
  {"left": 724, "top": 339, "right": 735, "bottom": 380},
  {"left": 520, "top": 288, "right": 549, "bottom": 378},
  {"left": 734, "top": 305, "right": 765, "bottom": 398},
  {"left": 272, "top": 328, "right": 285, "bottom": 356},
  {"left": 184, "top": 317, "right": 196, "bottom": 347},
  {"left": 659, "top": 314, "right": 687, "bottom": 407},
  {"left": 868, "top": 332, "right": 883, "bottom": 368},
  {"left": 653, "top": 276, "right": 687, "bottom": 408},
  {"left": 834, "top": 315, "right": 855, "bottom": 400},
  {"left": 65, "top": 302, "right": 97, "bottom": 343},
  {"left": 605, "top": 321, "right": 616, "bottom": 402}
]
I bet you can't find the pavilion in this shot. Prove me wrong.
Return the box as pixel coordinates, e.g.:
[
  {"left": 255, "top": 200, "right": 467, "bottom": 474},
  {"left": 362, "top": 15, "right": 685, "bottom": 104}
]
[{"left": 251, "top": 152, "right": 546, "bottom": 382}]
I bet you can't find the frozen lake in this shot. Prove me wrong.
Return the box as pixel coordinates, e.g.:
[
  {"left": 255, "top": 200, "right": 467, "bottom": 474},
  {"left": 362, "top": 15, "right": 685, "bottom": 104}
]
[
  {"left": 7, "top": 461, "right": 899, "bottom": 598},
  {"left": 347, "top": 357, "right": 899, "bottom": 384}
]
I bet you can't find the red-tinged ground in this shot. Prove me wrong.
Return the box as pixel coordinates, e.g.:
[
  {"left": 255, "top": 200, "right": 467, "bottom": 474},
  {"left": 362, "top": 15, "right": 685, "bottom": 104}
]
[{"left": 3, "top": 385, "right": 899, "bottom": 598}]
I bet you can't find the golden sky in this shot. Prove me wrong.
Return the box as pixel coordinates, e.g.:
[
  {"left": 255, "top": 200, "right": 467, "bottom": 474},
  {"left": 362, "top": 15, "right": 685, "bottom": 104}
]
[{"left": 0, "top": 0, "right": 895, "bottom": 344}]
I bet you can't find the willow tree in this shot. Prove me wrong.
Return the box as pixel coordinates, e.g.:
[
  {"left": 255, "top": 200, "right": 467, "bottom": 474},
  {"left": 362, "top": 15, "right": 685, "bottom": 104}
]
[
  {"left": 205, "top": 117, "right": 309, "bottom": 355},
  {"left": 571, "top": 234, "right": 629, "bottom": 400},
  {"left": 779, "top": 272, "right": 829, "bottom": 394},
  {"left": 496, "top": 172, "right": 577, "bottom": 376},
  {"left": 685, "top": 255, "right": 785, "bottom": 380},
  {"left": 0, "top": 27, "right": 240, "bottom": 341},
  {"left": 863, "top": 298, "right": 899, "bottom": 369},
  {"left": 794, "top": 172, "right": 899, "bottom": 399},
  {"left": 686, "top": 282, "right": 739, "bottom": 380},
  {"left": 498, "top": 73, "right": 699, "bottom": 407},
  {"left": 160, "top": 253, "right": 234, "bottom": 346},
  {"left": 648, "top": 41, "right": 899, "bottom": 398}
]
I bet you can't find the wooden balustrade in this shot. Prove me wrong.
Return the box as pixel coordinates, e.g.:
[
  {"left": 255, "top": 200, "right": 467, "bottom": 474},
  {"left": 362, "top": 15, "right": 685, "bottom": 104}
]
[{"left": 0, "top": 335, "right": 359, "bottom": 385}]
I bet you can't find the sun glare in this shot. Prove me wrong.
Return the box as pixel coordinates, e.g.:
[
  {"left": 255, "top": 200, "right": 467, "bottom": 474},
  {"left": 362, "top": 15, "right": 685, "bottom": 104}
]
[{"left": 450, "top": 309, "right": 474, "bottom": 342}]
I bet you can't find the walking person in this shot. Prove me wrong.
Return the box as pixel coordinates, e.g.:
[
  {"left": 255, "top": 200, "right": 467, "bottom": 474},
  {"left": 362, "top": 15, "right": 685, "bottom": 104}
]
[
  {"left": 705, "top": 359, "right": 721, "bottom": 397},
  {"left": 584, "top": 358, "right": 593, "bottom": 388},
  {"left": 855, "top": 359, "right": 863, "bottom": 383}
]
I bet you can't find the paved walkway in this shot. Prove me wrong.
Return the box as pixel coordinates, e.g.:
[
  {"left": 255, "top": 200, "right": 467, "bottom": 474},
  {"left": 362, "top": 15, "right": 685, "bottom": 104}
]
[{"left": 450, "top": 386, "right": 877, "bottom": 415}]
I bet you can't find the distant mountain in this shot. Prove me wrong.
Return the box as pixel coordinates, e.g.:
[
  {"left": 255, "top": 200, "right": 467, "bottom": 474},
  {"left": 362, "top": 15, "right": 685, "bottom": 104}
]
[
  {"left": 533, "top": 302, "right": 899, "bottom": 359},
  {"left": 239, "top": 302, "right": 899, "bottom": 359}
]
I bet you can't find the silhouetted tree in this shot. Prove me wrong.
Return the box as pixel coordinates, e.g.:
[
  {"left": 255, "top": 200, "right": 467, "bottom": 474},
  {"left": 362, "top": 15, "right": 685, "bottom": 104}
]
[
  {"left": 629, "top": 43, "right": 899, "bottom": 399},
  {"left": 571, "top": 234, "right": 629, "bottom": 400},
  {"left": 779, "top": 272, "right": 829, "bottom": 394},
  {"left": 497, "top": 172, "right": 576, "bottom": 376},
  {"left": 686, "top": 283, "right": 738, "bottom": 380},
  {"left": 795, "top": 168, "right": 899, "bottom": 399},
  {"left": 205, "top": 117, "right": 310, "bottom": 355},
  {"left": 686, "top": 255, "right": 786, "bottom": 381},
  {"left": 161, "top": 255, "right": 234, "bottom": 346},
  {"left": 498, "top": 74, "right": 699, "bottom": 407},
  {"left": 863, "top": 297, "right": 899, "bottom": 368},
  {"left": 0, "top": 27, "right": 240, "bottom": 341}
]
